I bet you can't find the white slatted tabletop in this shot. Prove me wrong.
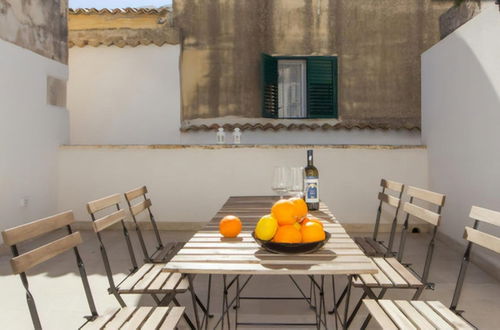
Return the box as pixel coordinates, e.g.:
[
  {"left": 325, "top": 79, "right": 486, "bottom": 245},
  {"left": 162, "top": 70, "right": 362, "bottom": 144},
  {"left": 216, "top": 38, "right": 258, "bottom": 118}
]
[{"left": 163, "top": 196, "right": 377, "bottom": 275}]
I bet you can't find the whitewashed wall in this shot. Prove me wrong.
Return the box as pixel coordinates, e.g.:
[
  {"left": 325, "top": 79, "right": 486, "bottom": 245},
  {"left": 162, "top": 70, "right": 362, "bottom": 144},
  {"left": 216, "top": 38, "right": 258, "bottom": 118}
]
[
  {"left": 57, "top": 146, "right": 428, "bottom": 227},
  {"left": 68, "top": 45, "right": 182, "bottom": 144},
  {"left": 422, "top": 3, "right": 500, "bottom": 273},
  {"left": 68, "top": 45, "right": 422, "bottom": 146},
  {"left": 0, "top": 39, "right": 69, "bottom": 241}
]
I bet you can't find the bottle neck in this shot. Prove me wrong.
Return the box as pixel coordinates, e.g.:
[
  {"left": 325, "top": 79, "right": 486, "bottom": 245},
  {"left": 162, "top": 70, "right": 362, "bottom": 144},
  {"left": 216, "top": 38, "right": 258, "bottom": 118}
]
[{"left": 307, "top": 152, "right": 313, "bottom": 166}]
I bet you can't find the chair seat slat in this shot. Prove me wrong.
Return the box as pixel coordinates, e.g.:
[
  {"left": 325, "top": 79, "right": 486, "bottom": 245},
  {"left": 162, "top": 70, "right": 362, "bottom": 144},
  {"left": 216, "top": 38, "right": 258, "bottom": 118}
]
[
  {"left": 118, "top": 264, "right": 154, "bottom": 291},
  {"left": 133, "top": 264, "right": 164, "bottom": 291},
  {"left": 379, "top": 300, "right": 417, "bottom": 330},
  {"left": 410, "top": 301, "right": 454, "bottom": 329},
  {"left": 372, "top": 258, "right": 408, "bottom": 287},
  {"left": 394, "top": 300, "right": 436, "bottom": 329},
  {"left": 141, "top": 307, "right": 171, "bottom": 329},
  {"left": 427, "top": 301, "right": 474, "bottom": 329},
  {"left": 120, "top": 306, "right": 154, "bottom": 330},
  {"left": 362, "top": 300, "right": 398, "bottom": 330},
  {"left": 385, "top": 257, "right": 422, "bottom": 287},
  {"left": 103, "top": 307, "right": 137, "bottom": 329},
  {"left": 81, "top": 309, "right": 120, "bottom": 330},
  {"left": 159, "top": 306, "right": 185, "bottom": 330}
]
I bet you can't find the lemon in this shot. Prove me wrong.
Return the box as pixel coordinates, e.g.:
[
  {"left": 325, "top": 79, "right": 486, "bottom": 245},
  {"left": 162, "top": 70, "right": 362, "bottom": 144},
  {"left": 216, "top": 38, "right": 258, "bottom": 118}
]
[{"left": 255, "top": 214, "right": 278, "bottom": 241}]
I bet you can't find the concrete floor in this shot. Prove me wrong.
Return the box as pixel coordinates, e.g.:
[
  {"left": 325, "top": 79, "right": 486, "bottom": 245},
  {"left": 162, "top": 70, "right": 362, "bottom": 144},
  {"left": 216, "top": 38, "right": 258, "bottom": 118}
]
[{"left": 0, "top": 230, "right": 499, "bottom": 329}]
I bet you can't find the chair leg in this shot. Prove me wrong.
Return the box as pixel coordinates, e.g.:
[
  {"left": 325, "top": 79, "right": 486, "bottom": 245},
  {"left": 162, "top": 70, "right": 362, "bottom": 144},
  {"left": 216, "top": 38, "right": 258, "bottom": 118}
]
[
  {"left": 346, "top": 292, "right": 367, "bottom": 328},
  {"left": 187, "top": 275, "right": 201, "bottom": 329},
  {"left": 412, "top": 286, "right": 425, "bottom": 300}
]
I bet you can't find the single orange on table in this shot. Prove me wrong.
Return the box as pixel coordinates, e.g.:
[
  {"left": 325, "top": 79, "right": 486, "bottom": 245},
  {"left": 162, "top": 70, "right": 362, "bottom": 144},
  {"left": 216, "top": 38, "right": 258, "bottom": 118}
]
[
  {"left": 302, "top": 216, "right": 324, "bottom": 228},
  {"left": 273, "top": 225, "right": 302, "bottom": 243},
  {"left": 301, "top": 221, "right": 326, "bottom": 243},
  {"left": 219, "top": 215, "right": 242, "bottom": 238},
  {"left": 289, "top": 197, "right": 308, "bottom": 221},
  {"left": 271, "top": 199, "right": 297, "bottom": 225}
]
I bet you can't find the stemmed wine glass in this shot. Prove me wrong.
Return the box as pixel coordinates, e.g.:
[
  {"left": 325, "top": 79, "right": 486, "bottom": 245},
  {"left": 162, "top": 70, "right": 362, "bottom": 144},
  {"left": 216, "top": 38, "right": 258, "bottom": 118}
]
[
  {"left": 288, "top": 167, "right": 304, "bottom": 198},
  {"left": 272, "top": 167, "right": 290, "bottom": 199}
]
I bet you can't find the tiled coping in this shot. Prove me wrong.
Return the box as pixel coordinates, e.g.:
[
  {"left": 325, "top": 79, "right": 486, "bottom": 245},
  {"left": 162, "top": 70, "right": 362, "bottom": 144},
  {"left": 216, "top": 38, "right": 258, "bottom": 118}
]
[{"left": 60, "top": 144, "right": 426, "bottom": 150}]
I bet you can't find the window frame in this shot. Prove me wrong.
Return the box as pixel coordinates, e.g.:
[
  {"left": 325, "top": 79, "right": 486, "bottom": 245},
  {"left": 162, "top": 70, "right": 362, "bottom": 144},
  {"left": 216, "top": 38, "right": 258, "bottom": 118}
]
[{"left": 262, "top": 54, "right": 339, "bottom": 119}]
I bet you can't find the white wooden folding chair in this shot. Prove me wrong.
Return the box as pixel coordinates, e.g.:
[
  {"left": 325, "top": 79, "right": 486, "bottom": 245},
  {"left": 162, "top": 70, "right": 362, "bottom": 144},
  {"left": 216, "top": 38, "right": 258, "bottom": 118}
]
[
  {"left": 363, "top": 205, "right": 500, "bottom": 329},
  {"left": 1, "top": 211, "right": 184, "bottom": 330},
  {"left": 334, "top": 186, "right": 446, "bottom": 329},
  {"left": 124, "top": 186, "right": 184, "bottom": 263},
  {"left": 353, "top": 179, "right": 405, "bottom": 257},
  {"left": 86, "top": 194, "right": 205, "bottom": 329}
]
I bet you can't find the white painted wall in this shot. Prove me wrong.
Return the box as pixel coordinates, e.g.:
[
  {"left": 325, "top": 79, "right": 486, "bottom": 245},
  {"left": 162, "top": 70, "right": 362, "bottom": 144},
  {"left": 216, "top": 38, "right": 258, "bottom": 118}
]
[
  {"left": 0, "top": 39, "right": 69, "bottom": 241},
  {"left": 57, "top": 146, "right": 428, "bottom": 227},
  {"left": 422, "top": 3, "right": 500, "bottom": 272},
  {"left": 68, "top": 45, "right": 422, "bottom": 146},
  {"left": 68, "top": 45, "right": 182, "bottom": 144}
]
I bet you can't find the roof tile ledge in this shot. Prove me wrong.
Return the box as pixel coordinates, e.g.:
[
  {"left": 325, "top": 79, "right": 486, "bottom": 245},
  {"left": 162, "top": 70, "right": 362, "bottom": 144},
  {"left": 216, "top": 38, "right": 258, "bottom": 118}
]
[{"left": 180, "top": 117, "right": 421, "bottom": 132}]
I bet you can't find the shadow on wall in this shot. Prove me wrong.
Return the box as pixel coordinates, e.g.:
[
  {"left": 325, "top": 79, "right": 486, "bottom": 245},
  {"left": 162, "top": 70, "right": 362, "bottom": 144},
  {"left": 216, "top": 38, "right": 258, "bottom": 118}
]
[{"left": 422, "top": 8, "right": 500, "bottom": 276}]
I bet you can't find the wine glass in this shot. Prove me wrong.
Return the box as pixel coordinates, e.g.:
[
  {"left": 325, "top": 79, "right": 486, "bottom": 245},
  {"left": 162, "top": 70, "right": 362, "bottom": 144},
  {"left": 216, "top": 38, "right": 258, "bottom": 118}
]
[
  {"left": 272, "top": 167, "right": 290, "bottom": 199},
  {"left": 288, "top": 167, "right": 304, "bottom": 198}
]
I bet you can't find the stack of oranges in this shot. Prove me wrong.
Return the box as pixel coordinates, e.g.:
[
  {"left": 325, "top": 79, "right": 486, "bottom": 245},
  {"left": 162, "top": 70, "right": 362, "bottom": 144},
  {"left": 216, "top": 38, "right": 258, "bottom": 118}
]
[{"left": 255, "top": 198, "right": 326, "bottom": 243}]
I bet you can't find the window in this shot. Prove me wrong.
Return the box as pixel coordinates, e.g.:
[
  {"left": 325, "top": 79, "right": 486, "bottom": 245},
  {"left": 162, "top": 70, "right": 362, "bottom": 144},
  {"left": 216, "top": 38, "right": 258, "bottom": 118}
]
[{"left": 262, "top": 54, "right": 338, "bottom": 119}]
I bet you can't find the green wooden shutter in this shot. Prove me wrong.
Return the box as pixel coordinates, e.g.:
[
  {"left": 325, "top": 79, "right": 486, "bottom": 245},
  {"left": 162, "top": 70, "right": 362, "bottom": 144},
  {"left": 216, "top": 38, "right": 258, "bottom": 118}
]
[
  {"left": 307, "top": 56, "right": 338, "bottom": 118},
  {"left": 261, "top": 53, "right": 279, "bottom": 118}
]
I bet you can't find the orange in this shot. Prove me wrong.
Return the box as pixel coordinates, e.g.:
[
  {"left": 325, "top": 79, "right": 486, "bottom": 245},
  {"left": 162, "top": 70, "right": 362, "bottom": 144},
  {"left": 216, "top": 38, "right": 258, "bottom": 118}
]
[
  {"left": 271, "top": 199, "right": 296, "bottom": 226},
  {"left": 301, "top": 221, "right": 326, "bottom": 243},
  {"left": 290, "top": 197, "right": 308, "bottom": 221},
  {"left": 219, "top": 215, "right": 242, "bottom": 238},
  {"left": 273, "top": 225, "right": 302, "bottom": 243},
  {"left": 302, "top": 217, "right": 324, "bottom": 228},
  {"left": 293, "top": 222, "right": 301, "bottom": 231}
]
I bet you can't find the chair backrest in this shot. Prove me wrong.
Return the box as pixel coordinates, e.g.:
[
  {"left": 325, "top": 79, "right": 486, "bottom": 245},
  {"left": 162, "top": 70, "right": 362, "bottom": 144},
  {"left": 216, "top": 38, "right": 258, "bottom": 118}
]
[
  {"left": 373, "top": 179, "right": 405, "bottom": 253},
  {"left": 124, "top": 186, "right": 164, "bottom": 262},
  {"left": 87, "top": 194, "right": 138, "bottom": 291},
  {"left": 450, "top": 206, "right": 500, "bottom": 311},
  {"left": 1, "top": 211, "right": 97, "bottom": 329},
  {"left": 397, "top": 186, "right": 446, "bottom": 284}
]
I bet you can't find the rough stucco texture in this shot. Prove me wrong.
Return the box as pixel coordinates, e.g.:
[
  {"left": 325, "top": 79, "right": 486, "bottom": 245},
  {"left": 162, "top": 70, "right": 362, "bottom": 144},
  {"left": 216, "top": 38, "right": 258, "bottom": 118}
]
[
  {"left": 0, "top": 0, "right": 68, "bottom": 63},
  {"left": 176, "top": 0, "right": 453, "bottom": 128}
]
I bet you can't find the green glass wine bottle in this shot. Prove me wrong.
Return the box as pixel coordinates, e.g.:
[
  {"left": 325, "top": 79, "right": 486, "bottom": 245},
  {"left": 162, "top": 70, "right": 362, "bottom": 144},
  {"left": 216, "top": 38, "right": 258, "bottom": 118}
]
[{"left": 304, "top": 150, "right": 319, "bottom": 210}]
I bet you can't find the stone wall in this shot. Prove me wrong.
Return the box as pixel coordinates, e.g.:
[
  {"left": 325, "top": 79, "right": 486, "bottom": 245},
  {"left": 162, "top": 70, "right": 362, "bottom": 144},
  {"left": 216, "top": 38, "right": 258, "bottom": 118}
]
[
  {"left": 176, "top": 0, "right": 454, "bottom": 129},
  {"left": 0, "top": 0, "right": 68, "bottom": 63}
]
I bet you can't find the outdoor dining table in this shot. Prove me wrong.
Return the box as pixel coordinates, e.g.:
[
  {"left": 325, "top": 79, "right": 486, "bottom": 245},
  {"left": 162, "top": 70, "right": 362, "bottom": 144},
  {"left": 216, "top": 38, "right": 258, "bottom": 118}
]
[{"left": 163, "top": 196, "right": 378, "bottom": 329}]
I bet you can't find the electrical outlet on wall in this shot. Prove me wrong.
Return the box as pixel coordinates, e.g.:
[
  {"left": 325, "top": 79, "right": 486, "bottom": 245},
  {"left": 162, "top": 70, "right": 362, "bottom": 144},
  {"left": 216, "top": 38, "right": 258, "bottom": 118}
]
[{"left": 20, "top": 197, "right": 29, "bottom": 208}]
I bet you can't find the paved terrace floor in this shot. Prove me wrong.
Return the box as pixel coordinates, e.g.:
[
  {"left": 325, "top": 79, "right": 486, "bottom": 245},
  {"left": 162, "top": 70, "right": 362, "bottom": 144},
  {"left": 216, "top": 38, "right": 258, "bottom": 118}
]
[{"left": 0, "top": 230, "right": 499, "bottom": 329}]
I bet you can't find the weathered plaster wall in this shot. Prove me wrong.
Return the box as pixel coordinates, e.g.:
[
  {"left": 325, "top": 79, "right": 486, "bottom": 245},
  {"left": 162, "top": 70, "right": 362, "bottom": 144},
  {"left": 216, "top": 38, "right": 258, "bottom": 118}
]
[
  {"left": 176, "top": 0, "right": 453, "bottom": 128},
  {"left": 0, "top": 0, "right": 68, "bottom": 63}
]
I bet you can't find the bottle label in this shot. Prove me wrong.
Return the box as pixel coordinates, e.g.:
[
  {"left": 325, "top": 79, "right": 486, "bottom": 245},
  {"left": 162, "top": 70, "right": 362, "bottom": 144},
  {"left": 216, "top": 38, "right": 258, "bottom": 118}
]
[{"left": 305, "top": 176, "right": 319, "bottom": 203}]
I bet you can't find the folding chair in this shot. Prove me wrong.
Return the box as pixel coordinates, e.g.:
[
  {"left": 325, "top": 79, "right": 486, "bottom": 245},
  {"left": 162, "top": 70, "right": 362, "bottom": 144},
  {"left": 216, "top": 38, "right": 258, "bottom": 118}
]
[
  {"left": 87, "top": 193, "right": 204, "bottom": 329},
  {"left": 335, "top": 186, "right": 446, "bottom": 329},
  {"left": 363, "top": 205, "right": 500, "bottom": 329},
  {"left": 353, "top": 179, "right": 405, "bottom": 257},
  {"left": 124, "top": 186, "right": 184, "bottom": 263},
  {"left": 1, "top": 211, "right": 184, "bottom": 330}
]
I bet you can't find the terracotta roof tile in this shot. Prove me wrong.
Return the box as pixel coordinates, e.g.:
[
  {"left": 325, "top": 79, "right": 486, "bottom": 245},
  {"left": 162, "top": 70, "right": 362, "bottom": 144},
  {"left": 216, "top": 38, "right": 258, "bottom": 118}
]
[
  {"left": 69, "top": 8, "right": 171, "bottom": 15},
  {"left": 180, "top": 122, "right": 421, "bottom": 132}
]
